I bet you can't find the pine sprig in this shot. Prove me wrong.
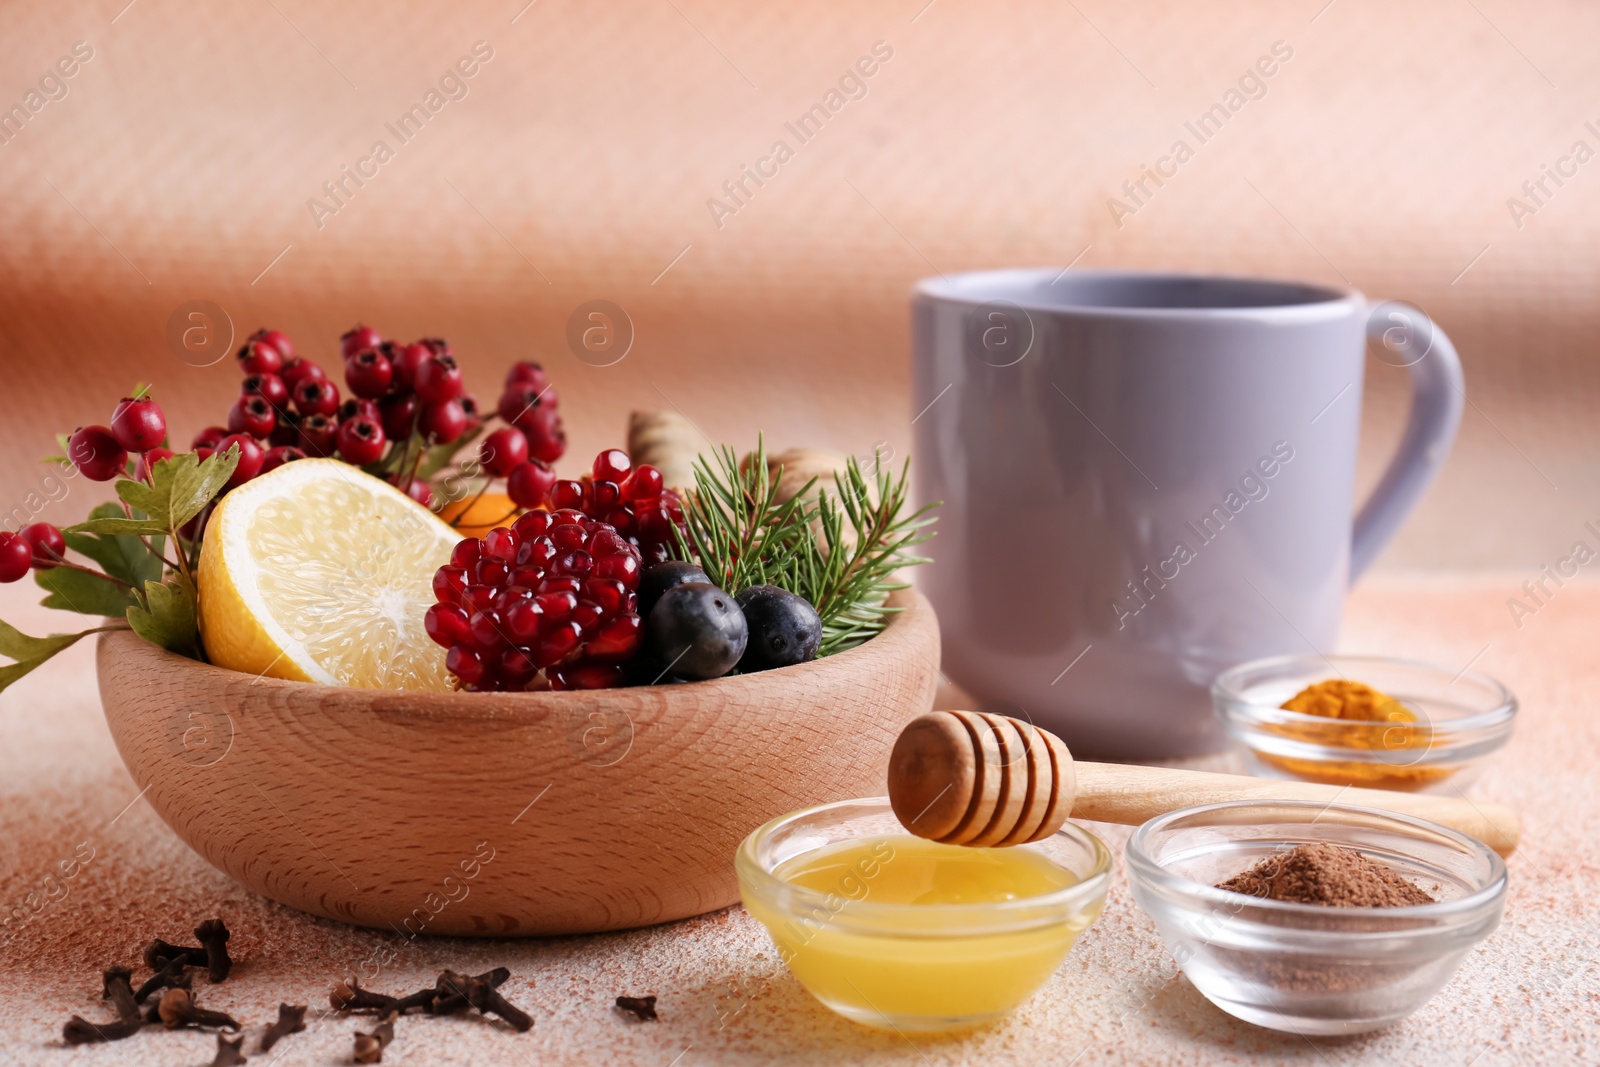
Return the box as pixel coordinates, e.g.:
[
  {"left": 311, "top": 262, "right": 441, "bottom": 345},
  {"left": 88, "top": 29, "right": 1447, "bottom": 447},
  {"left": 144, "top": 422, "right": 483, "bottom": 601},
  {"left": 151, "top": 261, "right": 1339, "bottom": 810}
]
[
  {"left": 677, "top": 440, "right": 817, "bottom": 593},
  {"left": 675, "top": 441, "right": 936, "bottom": 657}
]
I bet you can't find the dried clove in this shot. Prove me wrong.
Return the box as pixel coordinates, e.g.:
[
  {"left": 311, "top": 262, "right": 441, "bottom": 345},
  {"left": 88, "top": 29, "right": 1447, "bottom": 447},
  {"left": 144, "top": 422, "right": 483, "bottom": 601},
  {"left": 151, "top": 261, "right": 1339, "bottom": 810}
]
[
  {"left": 426, "top": 967, "right": 511, "bottom": 1016},
  {"left": 62, "top": 967, "right": 145, "bottom": 1045},
  {"left": 332, "top": 967, "right": 511, "bottom": 1017},
  {"left": 157, "top": 987, "right": 242, "bottom": 1032},
  {"left": 143, "top": 937, "right": 209, "bottom": 972},
  {"left": 194, "top": 917, "right": 233, "bottom": 982},
  {"left": 134, "top": 955, "right": 191, "bottom": 1003},
  {"left": 208, "top": 1033, "right": 248, "bottom": 1067},
  {"left": 352, "top": 1011, "right": 397, "bottom": 1064},
  {"left": 436, "top": 969, "right": 532, "bottom": 1032},
  {"left": 259, "top": 1002, "right": 307, "bottom": 1052},
  {"left": 615, "top": 995, "right": 658, "bottom": 1022},
  {"left": 330, "top": 978, "right": 404, "bottom": 1014}
]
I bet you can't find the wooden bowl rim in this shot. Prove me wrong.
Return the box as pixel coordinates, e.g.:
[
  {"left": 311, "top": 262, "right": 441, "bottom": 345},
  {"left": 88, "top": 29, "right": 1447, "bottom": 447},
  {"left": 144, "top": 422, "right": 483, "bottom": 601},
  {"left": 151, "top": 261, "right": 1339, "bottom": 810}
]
[{"left": 99, "top": 586, "right": 935, "bottom": 720}]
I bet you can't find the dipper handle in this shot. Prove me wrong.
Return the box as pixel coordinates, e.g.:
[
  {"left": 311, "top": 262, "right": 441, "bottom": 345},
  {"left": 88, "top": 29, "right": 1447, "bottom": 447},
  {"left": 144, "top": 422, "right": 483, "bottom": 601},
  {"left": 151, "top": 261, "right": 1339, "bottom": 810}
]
[{"left": 887, "top": 711, "right": 1520, "bottom": 857}]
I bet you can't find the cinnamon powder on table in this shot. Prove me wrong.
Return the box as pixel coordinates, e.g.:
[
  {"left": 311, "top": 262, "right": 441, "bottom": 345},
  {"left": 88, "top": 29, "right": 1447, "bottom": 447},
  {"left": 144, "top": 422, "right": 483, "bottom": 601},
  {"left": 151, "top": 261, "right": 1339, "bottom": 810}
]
[{"left": 1216, "top": 842, "right": 1436, "bottom": 907}]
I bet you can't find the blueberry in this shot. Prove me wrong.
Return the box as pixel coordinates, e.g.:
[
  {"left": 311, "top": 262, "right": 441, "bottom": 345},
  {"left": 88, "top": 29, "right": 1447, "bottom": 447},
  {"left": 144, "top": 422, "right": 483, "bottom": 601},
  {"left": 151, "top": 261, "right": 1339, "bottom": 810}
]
[
  {"left": 645, "top": 582, "right": 747, "bottom": 680},
  {"left": 735, "top": 585, "right": 822, "bottom": 672},
  {"left": 637, "top": 560, "right": 711, "bottom": 621}
]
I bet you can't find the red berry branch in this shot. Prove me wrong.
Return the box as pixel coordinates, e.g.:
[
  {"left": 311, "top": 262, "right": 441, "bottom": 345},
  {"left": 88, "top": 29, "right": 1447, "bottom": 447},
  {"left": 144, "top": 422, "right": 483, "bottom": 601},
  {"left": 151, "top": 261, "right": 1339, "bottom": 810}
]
[{"left": 0, "top": 323, "right": 703, "bottom": 693}]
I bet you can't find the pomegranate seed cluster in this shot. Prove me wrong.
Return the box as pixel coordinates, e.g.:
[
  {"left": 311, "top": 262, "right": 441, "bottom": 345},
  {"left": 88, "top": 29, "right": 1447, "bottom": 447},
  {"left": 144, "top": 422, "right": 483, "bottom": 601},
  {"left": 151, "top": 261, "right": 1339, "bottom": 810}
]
[
  {"left": 430, "top": 448, "right": 691, "bottom": 691},
  {"left": 553, "top": 448, "right": 687, "bottom": 567},
  {"left": 426, "top": 507, "right": 646, "bottom": 692}
]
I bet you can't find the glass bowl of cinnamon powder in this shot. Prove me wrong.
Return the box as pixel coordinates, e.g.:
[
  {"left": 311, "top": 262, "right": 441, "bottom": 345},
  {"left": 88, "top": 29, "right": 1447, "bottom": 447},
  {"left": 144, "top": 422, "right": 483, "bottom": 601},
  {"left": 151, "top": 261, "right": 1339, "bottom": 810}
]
[
  {"left": 1213, "top": 654, "right": 1516, "bottom": 792},
  {"left": 1126, "top": 800, "right": 1507, "bottom": 1035}
]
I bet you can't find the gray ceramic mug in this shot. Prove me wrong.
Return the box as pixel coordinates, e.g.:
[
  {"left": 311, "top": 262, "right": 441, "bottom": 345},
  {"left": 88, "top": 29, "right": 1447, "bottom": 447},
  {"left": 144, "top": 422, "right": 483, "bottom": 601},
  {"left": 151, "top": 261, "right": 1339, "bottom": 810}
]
[{"left": 911, "top": 269, "right": 1463, "bottom": 758}]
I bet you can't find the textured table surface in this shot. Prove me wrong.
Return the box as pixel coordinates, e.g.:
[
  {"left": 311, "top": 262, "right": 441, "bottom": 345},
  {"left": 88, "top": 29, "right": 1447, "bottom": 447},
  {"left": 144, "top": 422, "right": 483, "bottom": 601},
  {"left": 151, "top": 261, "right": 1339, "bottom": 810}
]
[{"left": 1, "top": 572, "right": 1595, "bottom": 1066}]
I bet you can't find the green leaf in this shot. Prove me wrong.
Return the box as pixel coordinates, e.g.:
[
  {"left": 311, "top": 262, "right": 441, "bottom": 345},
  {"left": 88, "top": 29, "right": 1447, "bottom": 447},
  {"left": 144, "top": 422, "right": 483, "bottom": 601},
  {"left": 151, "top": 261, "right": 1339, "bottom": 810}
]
[
  {"left": 112, "top": 447, "right": 237, "bottom": 535},
  {"left": 115, "top": 477, "right": 168, "bottom": 526},
  {"left": 0, "top": 656, "right": 57, "bottom": 690},
  {"left": 65, "top": 515, "right": 168, "bottom": 537},
  {"left": 35, "top": 565, "right": 138, "bottom": 618},
  {"left": 169, "top": 447, "right": 237, "bottom": 529},
  {"left": 0, "top": 621, "right": 116, "bottom": 693},
  {"left": 0, "top": 618, "right": 83, "bottom": 663},
  {"left": 62, "top": 503, "right": 165, "bottom": 588},
  {"left": 125, "top": 574, "right": 198, "bottom": 653}
]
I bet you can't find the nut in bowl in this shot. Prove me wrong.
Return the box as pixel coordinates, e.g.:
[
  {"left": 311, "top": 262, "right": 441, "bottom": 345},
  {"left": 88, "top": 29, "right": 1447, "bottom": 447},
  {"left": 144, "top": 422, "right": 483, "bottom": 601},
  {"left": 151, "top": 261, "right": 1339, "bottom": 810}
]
[
  {"left": 1213, "top": 654, "right": 1516, "bottom": 792},
  {"left": 736, "top": 797, "right": 1112, "bottom": 1032},
  {"left": 1125, "top": 800, "right": 1507, "bottom": 1035}
]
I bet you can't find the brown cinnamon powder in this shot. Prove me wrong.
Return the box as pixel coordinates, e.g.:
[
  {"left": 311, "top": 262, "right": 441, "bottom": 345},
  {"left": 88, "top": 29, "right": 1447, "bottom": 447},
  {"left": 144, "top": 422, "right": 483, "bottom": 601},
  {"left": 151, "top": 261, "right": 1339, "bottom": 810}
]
[{"left": 1215, "top": 842, "right": 1436, "bottom": 907}]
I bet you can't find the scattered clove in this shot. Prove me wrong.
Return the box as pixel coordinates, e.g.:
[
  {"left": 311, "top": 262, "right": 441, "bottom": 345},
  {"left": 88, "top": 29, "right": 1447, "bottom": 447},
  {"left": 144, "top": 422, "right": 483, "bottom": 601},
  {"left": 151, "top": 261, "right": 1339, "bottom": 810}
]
[
  {"left": 208, "top": 1033, "right": 248, "bottom": 1067},
  {"left": 193, "top": 918, "right": 233, "bottom": 982},
  {"left": 426, "top": 967, "right": 512, "bottom": 1016},
  {"left": 62, "top": 967, "right": 145, "bottom": 1045},
  {"left": 352, "top": 1011, "right": 397, "bottom": 1064},
  {"left": 330, "top": 967, "right": 513, "bottom": 1018},
  {"left": 134, "top": 955, "right": 191, "bottom": 1004},
  {"left": 144, "top": 937, "right": 209, "bottom": 972},
  {"left": 157, "top": 987, "right": 242, "bottom": 1032},
  {"left": 615, "top": 995, "right": 658, "bottom": 1022},
  {"left": 259, "top": 1003, "right": 307, "bottom": 1052},
  {"left": 436, "top": 969, "right": 532, "bottom": 1032},
  {"left": 330, "top": 978, "right": 404, "bottom": 1014}
]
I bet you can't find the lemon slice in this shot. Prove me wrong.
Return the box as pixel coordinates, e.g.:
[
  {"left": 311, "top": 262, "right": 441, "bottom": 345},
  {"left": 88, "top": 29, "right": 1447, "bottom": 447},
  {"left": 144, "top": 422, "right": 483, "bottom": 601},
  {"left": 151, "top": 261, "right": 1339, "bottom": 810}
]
[{"left": 198, "top": 459, "right": 460, "bottom": 689}]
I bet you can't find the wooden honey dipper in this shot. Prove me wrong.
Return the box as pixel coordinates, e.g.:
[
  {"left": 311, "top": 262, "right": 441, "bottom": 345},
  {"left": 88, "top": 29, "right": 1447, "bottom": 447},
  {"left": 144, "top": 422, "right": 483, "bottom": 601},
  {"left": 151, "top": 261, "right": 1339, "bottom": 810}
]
[{"left": 887, "top": 711, "right": 1520, "bottom": 857}]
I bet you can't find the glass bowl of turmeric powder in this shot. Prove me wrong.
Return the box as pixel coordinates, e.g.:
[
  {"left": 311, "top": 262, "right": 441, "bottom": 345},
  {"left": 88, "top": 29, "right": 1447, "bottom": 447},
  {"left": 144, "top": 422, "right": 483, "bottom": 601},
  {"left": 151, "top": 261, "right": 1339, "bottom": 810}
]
[{"left": 1212, "top": 654, "right": 1516, "bottom": 792}]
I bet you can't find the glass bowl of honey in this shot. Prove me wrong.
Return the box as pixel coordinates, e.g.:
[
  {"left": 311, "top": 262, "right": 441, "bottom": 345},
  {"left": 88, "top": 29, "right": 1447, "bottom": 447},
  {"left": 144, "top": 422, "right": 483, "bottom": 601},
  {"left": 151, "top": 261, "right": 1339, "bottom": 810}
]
[
  {"left": 736, "top": 796, "right": 1112, "bottom": 1032},
  {"left": 1126, "top": 800, "right": 1508, "bottom": 1035},
  {"left": 1213, "top": 654, "right": 1516, "bottom": 792}
]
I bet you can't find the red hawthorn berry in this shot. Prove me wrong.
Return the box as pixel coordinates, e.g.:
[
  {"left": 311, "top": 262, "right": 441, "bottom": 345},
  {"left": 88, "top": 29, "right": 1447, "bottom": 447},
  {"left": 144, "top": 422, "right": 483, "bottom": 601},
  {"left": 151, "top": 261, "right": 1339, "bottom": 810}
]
[
  {"left": 506, "top": 460, "right": 556, "bottom": 509},
  {"left": 191, "top": 425, "right": 229, "bottom": 451},
  {"left": 68, "top": 425, "right": 127, "bottom": 481},
  {"left": 418, "top": 399, "right": 468, "bottom": 444},
  {"left": 293, "top": 378, "right": 340, "bottom": 417},
  {"left": 340, "top": 324, "right": 382, "bottom": 360},
  {"left": 254, "top": 328, "right": 296, "bottom": 362},
  {"left": 227, "top": 395, "right": 276, "bottom": 439},
  {"left": 261, "top": 445, "right": 307, "bottom": 474},
  {"left": 335, "top": 416, "right": 387, "bottom": 465},
  {"left": 480, "top": 427, "right": 529, "bottom": 477},
  {"left": 414, "top": 354, "right": 464, "bottom": 405},
  {"left": 0, "top": 534, "right": 32, "bottom": 583},
  {"left": 379, "top": 394, "right": 419, "bottom": 441},
  {"left": 215, "top": 434, "right": 264, "bottom": 487},
  {"left": 110, "top": 397, "right": 167, "bottom": 452},
  {"left": 280, "top": 358, "right": 326, "bottom": 392},
  {"left": 242, "top": 372, "right": 289, "bottom": 409},
  {"left": 298, "top": 413, "right": 337, "bottom": 457},
  {"left": 504, "top": 361, "right": 549, "bottom": 392},
  {"left": 136, "top": 446, "right": 176, "bottom": 482},
  {"left": 18, "top": 523, "right": 65, "bottom": 569},
  {"left": 344, "top": 348, "right": 394, "bottom": 399}
]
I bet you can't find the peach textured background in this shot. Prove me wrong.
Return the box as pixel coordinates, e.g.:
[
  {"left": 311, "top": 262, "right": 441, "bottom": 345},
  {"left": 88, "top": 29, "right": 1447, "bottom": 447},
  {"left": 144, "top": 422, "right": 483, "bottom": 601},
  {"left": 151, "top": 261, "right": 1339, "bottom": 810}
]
[{"left": 1, "top": 1, "right": 1598, "bottom": 1064}]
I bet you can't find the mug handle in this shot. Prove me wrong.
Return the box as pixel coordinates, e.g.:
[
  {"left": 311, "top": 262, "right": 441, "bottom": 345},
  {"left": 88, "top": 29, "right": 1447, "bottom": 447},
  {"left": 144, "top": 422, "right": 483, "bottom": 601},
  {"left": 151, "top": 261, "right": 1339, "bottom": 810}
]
[{"left": 1349, "top": 305, "right": 1465, "bottom": 581}]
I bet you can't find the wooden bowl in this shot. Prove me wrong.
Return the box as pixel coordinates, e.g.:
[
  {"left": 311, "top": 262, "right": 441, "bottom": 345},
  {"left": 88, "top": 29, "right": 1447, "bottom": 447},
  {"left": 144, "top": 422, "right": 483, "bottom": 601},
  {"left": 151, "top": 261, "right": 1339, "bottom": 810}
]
[{"left": 97, "top": 589, "right": 938, "bottom": 936}]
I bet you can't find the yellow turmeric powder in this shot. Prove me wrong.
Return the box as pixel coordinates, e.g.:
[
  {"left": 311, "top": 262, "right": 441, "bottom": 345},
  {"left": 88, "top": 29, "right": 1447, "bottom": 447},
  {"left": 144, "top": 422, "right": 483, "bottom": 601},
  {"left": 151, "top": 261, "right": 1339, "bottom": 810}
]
[{"left": 1258, "top": 679, "right": 1453, "bottom": 790}]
